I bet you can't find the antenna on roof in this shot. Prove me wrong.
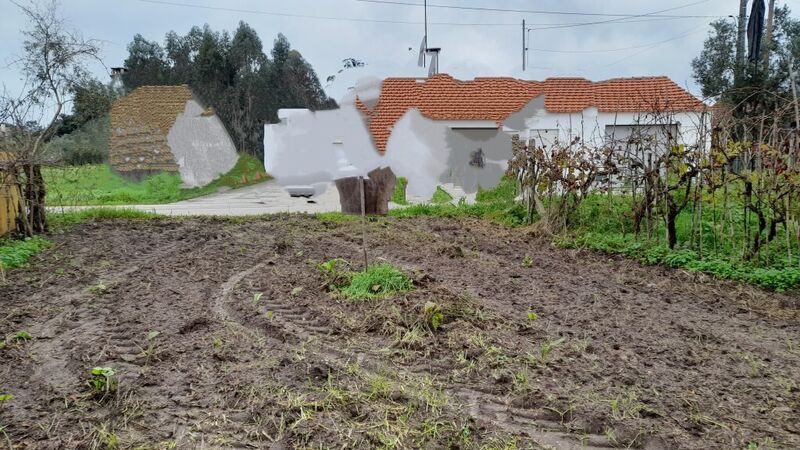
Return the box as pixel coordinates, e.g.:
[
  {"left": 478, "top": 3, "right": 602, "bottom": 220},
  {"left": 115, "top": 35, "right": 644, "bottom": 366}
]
[
  {"left": 522, "top": 20, "right": 532, "bottom": 71},
  {"left": 416, "top": 0, "right": 441, "bottom": 76}
]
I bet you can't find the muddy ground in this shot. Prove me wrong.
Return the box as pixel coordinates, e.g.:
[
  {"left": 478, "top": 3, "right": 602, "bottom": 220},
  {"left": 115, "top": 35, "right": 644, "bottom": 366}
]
[{"left": 0, "top": 215, "right": 798, "bottom": 450}]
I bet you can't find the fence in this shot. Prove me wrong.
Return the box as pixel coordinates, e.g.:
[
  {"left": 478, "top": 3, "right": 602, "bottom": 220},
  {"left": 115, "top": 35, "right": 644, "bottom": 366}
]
[{"left": 0, "top": 152, "right": 21, "bottom": 236}]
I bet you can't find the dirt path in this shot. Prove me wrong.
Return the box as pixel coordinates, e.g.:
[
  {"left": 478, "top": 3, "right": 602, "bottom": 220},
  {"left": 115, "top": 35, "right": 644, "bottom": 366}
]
[{"left": 0, "top": 216, "right": 798, "bottom": 449}]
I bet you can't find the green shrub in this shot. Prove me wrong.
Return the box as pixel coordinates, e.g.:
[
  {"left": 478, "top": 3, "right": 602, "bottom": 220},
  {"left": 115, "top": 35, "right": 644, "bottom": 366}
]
[{"left": 44, "top": 115, "right": 110, "bottom": 165}]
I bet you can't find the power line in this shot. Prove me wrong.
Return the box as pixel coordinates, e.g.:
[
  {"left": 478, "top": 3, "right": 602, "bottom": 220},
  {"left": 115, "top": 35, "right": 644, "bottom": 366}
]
[
  {"left": 601, "top": 27, "right": 706, "bottom": 67},
  {"left": 356, "top": 0, "right": 721, "bottom": 19},
  {"left": 133, "top": 0, "right": 515, "bottom": 26},
  {"left": 528, "top": 31, "right": 707, "bottom": 54},
  {"left": 135, "top": 0, "right": 718, "bottom": 29},
  {"left": 528, "top": 0, "right": 716, "bottom": 31}
]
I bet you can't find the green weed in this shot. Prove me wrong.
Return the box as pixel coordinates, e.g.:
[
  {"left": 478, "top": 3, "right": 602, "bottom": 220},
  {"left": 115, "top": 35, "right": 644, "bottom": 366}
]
[
  {"left": 87, "top": 367, "right": 117, "bottom": 394},
  {"left": 0, "top": 236, "right": 52, "bottom": 270},
  {"left": 521, "top": 255, "right": 533, "bottom": 268},
  {"left": 422, "top": 301, "right": 444, "bottom": 331}
]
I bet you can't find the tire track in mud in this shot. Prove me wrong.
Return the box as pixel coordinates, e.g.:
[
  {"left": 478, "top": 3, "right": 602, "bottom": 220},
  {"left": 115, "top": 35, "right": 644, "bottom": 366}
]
[
  {"left": 212, "top": 236, "right": 614, "bottom": 450},
  {"left": 26, "top": 240, "right": 188, "bottom": 394}
]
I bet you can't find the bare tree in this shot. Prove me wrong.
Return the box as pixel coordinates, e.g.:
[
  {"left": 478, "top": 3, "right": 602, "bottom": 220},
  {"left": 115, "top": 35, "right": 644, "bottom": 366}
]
[{"left": 0, "top": 0, "right": 101, "bottom": 236}]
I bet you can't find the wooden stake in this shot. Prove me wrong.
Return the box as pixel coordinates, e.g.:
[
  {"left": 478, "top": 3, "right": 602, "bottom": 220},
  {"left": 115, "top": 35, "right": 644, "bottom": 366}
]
[{"left": 359, "top": 175, "right": 368, "bottom": 271}]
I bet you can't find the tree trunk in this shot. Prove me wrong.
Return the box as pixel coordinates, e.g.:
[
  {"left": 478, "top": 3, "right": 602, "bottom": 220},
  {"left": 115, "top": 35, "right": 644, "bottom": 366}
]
[
  {"left": 666, "top": 210, "right": 678, "bottom": 250},
  {"left": 735, "top": 0, "right": 748, "bottom": 84},
  {"left": 762, "top": 0, "right": 776, "bottom": 70},
  {"left": 18, "top": 164, "right": 48, "bottom": 236}
]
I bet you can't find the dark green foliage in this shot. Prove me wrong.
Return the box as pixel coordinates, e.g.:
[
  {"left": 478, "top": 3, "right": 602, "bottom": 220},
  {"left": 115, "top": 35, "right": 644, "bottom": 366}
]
[
  {"left": 691, "top": 19, "right": 737, "bottom": 98},
  {"left": 121, "top": 24, "right": 336, "bottom": 158},
  {"left": 692, "top": 5, "right": 800, "bottom": 106},
  {"left": 46, "top": 115, "right": 109, "bottom": 165},
  {"left": 56, "top": 79, "right": 117, "bottom": 137}
]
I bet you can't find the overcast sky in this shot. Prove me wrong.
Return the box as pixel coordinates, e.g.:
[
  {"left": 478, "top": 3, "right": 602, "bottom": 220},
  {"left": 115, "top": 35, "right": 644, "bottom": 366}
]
[{"left": 2, "top": 0, "right": 800, "bottom": 105}]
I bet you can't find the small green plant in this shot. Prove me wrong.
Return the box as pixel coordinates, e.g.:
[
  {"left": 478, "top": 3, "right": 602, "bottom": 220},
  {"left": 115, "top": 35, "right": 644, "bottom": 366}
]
[
  {"left": 290, "top": 287, "right": 304, "bottom": 297},
  {"left": 212, "top": 337, "right": 222, "bottom": 349},
  {"left": 86, "top": 282, "right": 108, "bottom": 294},
  {"left": 527, "top": 337, "right": 565, "bottom": 367},
  {"left": 521, "top": 255, "right": 533, "bottom": 268},
  {"left": 526, "top": 311, "right": 538, "bottom": 321},
  {"left": 252, "top": 292, "right": 263, "bottom": 304},
  {"left": 12, "top": 331, "right": 32, "bottom": 342},
  {"left": 423, "top": 301, "right": 444, "bottom": 331},
  {"left": 318, "top": 258, "right": 352, "bottom": 290},
  {"left": 265, "top": 310, "right": 274, "bottom": 320},
  {"left": 87, "top": 367, "right": 117, "bottom": 394},
  {"left": 0, "top": 394, "right": 13, "bottom": 402},
  {"left": 513, "top": 370, "right": 529, "bottom": 391}
]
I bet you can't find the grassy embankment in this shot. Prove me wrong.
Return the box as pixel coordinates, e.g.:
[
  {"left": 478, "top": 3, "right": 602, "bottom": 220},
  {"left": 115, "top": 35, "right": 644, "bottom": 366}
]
[{"left": 44, "top": 154, "right": 269, "bottom": 206}]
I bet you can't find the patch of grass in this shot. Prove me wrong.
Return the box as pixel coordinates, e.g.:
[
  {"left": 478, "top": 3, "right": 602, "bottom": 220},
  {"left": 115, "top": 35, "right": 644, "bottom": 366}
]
[
  {"left": 339, "top": 263, "right": 414, "bottom": 300},
  {"left": 475, "top": 177, "right": 516, "bottom": 203},
  {"left": 44, "top": 154, "right": 270, "bottom": 206},
  {"left": 48, "top": 208, "right": 161, "bottom": 232},
  {"left": 431, "top": 186, "right": 453, "bottom": 204},
  {"left": 0, "top": 236, "right": 52, "bottom": 269},
  {"left": 559, "top": 232, "right": 800, "bottom": 292},
  {"left": 315, "top": 211, "right": 360, "bottom": 223}
]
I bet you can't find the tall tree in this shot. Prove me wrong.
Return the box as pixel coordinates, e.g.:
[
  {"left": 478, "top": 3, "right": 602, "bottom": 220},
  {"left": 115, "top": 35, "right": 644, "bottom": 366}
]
[
  {"left": 0, "top": 0, "right": 101, "bottom": 235},
  {"left": 121, "top": 26, "right": 336, "bottom": 158},
  {"left": 123, "top": 34, "right": 169, "bottom": 87},
  {"left": 692, "top": 5, "right": 800, "bottom": 103}
]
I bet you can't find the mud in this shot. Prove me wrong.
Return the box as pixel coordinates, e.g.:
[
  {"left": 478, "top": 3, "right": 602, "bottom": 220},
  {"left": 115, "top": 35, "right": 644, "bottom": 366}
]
[{"left": 0, "top": 216, "right": 798, "bottom": 449}]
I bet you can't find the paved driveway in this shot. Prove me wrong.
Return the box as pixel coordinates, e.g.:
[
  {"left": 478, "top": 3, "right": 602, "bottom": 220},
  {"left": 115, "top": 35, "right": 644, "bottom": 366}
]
[
  {"left": 54, "top": 181, "right": 472, "bottom": 217},
  {"left": 57, "top": 181, "right": 344, "bottom": 216}
]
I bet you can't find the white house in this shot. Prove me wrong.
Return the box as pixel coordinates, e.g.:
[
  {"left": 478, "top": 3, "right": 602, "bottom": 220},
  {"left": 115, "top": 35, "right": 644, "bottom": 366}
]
[{"left": 264, "top": 74, "right": 708, "bottom": 199}]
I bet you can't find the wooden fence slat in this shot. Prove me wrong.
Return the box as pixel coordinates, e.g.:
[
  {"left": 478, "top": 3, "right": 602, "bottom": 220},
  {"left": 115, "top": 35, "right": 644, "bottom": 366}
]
[{"left": 0, "top": 152, "right": 21, "bottom": 236}]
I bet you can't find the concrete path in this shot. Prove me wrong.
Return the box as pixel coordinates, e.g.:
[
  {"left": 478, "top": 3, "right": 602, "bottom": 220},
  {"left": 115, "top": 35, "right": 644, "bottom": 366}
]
[
  {"left": 51, "top": 180, "right": 478, "bottom": 217},
  {"left": 55, "top": 181, "right": 344, "bottom": 216}
]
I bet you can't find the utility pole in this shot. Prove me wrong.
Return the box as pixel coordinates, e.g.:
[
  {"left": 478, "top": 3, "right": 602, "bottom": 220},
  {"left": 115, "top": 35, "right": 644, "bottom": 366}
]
[
  {"left": 735, "top": 0, "right": 747, "bottom": 84},
  {"left": 522, "top": 19, "right": 526, "bottom": 71},
  {"left": 762, "top": 0, "right": 775, "bottom": 70}
]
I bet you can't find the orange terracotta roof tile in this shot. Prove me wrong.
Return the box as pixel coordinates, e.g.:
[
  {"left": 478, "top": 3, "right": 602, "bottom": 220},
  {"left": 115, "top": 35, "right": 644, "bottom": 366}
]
[{"left": 360, "top": 74, "right": 705, "bottom": 152}]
